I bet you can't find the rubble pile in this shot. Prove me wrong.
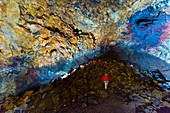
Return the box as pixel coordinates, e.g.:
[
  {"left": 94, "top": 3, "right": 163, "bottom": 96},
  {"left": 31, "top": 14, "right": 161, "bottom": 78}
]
[{"left": 1, "top": 56, "right": 170, "bottom": 113}]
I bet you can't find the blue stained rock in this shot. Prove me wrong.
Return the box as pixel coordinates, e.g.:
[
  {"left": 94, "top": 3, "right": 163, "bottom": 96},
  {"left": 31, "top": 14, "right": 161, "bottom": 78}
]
[
  {"left": 28, "top": 15, "right": 34, "bottom": 20},
  {"left": 90, "top": 0, "right": 101, "bottom": 4},
  {"left": 128, "top": 5, "right": 170, "bottom": 49},
  {"left": 34, "top": 31, "right": 40, "bottom": 37},
  {"left": 50, "top": 31, "right": 54, "bottom": 34},
  {"left": 37, "top": 31, "right": 40, "bottom": 35},
  {"left": 18, "top": 18, "right": 22, "bottom": 21},
  {"left": 11, "top": 70, "right": 20, "bottom": 75},
  {"left": 74, "top": 2, "right": 80, "bottom": 8}
]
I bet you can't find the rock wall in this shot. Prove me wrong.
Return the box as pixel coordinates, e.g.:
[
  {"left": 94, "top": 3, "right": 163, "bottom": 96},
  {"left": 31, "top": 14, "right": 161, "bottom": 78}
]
[{"left": 1, "top": 0, "right": 170, "bottom": 97}]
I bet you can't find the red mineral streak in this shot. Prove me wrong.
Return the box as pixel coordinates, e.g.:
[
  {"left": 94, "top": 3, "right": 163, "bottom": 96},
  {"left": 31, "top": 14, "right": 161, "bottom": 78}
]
[
  {"left": 130, "top": 33, "right": 134, "bottom": 38},
  {"left": 126, "top": 23, "right": 131, "bottom": 30},
  {"left": 146, "top": 44, "right": 150, "bottom": 50},
  {"left": 159, "top": 21, "right": 170, "bottom": 42}
]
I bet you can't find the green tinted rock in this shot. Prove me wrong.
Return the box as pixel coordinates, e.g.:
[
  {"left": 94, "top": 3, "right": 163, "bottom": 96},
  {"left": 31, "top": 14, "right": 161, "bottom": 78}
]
[
  {"left": 71, "top": 87, "right": 77, "bottom": 96},
  {"left": 61, "top": 90, "right": 70, "bottom": 98},
  {"left": 52, "top": 94, "right": 60, "bottom": 104},
  {"left": 151, "top": 89, "right": 163, "bottom": 100},
  {"left": 75, "top": 79, "right": 84, "bottom": 87},
  {"left": 89, "top": 91, "right": 96, "bottom": 95}
]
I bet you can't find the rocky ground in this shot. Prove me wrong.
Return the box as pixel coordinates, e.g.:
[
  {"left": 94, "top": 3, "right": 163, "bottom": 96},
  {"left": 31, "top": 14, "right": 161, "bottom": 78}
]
[{"left": 1, "top": 53, "right": 170, "bottom": 113}]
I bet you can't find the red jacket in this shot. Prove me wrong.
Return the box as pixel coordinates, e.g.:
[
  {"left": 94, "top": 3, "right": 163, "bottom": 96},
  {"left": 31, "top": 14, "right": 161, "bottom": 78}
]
[
  {"left": 104, "top": 62, "right": 108, "bottom": 67},
  {"left": 98, "top": 60, "right": 102, "bottom": 65},
  {"left": 102, "top": 75, "right": 109, "bottom": 81}
]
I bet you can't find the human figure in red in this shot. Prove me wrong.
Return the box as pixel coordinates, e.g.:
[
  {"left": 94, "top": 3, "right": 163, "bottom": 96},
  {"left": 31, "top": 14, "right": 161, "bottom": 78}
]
[
  {"left": 103, "top": 61, "right": 108, "bottom": 68},
  {"left": 93, "top": 60, "right": 96, "bottom": 65},
  {"left": 98, "top": 60, "right": 102, "bottom": 65},
  {"left": 102, "top": 73, "right": 109, "bottom": 89}
]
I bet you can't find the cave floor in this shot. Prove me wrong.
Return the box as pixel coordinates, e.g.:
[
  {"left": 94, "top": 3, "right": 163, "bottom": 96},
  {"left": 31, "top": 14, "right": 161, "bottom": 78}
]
[
  {"left": 57, "top": 93, "right": 135, "bottom": 113},
  {"left": 1, "top": 54, "right": 170, "bottom": 113}
]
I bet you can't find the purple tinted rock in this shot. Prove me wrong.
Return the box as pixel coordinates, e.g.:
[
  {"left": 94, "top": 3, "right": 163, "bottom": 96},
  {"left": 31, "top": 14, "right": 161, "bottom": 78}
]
[
  {"left": 0, "top": 106, "right": 5, "bottom": 113},
  {"left": 157, "top": 107, "right": 170, "bottom": 113}
]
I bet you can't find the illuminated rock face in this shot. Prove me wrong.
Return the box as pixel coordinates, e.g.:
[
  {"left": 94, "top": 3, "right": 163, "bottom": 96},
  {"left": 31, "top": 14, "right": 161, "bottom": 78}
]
[{"left": 0, "top": 0, "right": 170, "bottom": 97}]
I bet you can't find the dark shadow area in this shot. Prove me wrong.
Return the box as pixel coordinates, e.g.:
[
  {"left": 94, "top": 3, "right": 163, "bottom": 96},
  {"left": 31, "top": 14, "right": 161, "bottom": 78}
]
[{"left": 104, "top": 45, "right": 170, "bottom": 82}]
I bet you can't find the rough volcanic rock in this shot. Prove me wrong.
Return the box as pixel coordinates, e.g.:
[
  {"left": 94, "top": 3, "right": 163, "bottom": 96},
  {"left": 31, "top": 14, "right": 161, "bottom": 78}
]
[
  {"left": 1, "top": 0, "right": 170, "bottom": 100},
  {"left": 1, "top": 58, "right": 169, "bottom": 113}
]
